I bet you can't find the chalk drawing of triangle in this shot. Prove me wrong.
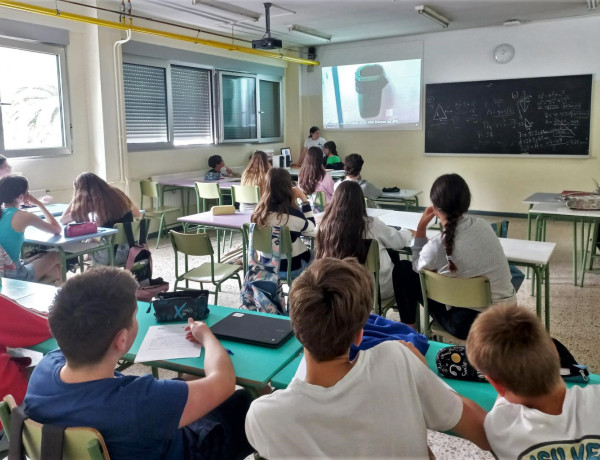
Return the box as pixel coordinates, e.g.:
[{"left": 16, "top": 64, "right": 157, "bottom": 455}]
[
  {"left": 433, "top": 105, "right": 447, "bottom": 121},
  {"left": 524, "top": 118, "right": 533, "bottom": 129},
  {"left": 554, "top": 119, "right": 576, "bottom": 137}
]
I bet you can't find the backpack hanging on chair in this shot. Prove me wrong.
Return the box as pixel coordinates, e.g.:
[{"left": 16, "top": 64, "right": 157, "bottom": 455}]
[
  {"left": 240, "top": 224, "right": 287, "bottom": 315},
  {"left": 123, "top": 219, "right": 169, "bottom": 301}
]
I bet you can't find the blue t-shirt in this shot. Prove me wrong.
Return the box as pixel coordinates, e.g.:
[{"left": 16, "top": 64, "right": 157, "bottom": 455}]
[{"left": 24, "top": 350, "right": 189, "bottom": 460}]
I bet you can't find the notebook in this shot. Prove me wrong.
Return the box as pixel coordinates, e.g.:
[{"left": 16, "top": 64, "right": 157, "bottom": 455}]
[{"left": 210, "top": 312, "right": 293, "bottom": 348}]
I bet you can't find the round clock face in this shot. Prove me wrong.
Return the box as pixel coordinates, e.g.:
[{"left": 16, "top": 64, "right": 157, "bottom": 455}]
[{"left": 494, "top": 44, "right": 515, "bottom": 64}]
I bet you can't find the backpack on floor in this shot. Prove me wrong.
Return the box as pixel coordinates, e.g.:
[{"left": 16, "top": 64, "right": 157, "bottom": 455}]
[
  {"left": 123, "top": 220, "right": 169, "bottom": 301},
  {"left": 240, "top": 224, "right": 286, "bottom": 315}
]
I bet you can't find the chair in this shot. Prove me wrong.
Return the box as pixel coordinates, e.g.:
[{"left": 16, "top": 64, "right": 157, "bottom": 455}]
[
  {"left": 243, "top": 223, "right": 294, "bottom": 286},
  {"left": 140, "top": 180, "right": 180, "bottom": 249},
  {"left": 231, "top": 185, "right": 260, "bottom": 210},
  {"left": 195, "top": 182, "right": 233, "bottom": 255},
  {"left": 419, "top": 270, "right": 492, "bottom": 344},
  {"left": 0, "top": 394, "right": 111, "bottom": 460},
  {"left": 310, "top": 191, "right": 326, "bottom": 211},
  {"left": 110, "top": 220, "right": 148, "bottom": 267},
  {"left": 170, "top": 231, "right": 242, "bottom": 304},
  {"left": 363, "top": 239, "right": 397, "bottom": 317}
]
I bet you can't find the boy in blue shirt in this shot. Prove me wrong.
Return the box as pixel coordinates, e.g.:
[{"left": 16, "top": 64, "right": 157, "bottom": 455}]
[{"left": 24, "top": 266, "right": 252, "bottom": 460}]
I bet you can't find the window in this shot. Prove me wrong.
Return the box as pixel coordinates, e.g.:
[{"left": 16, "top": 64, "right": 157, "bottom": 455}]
[
  {"left": 219, "top": 71, "right": 283, "bottom": 143},
  {"left": 123, "top": 60, "right": 213, "bottom": 148},
  {"left": 0, "top": 38, "right": 71, "bottom": 157}
]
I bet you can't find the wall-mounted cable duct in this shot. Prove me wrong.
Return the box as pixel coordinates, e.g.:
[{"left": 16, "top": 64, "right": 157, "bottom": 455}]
[
  {"left": 113, "top": 26, "right": 132, "bottom": 194},
  {"left": 0, "top": 0, "right": 319, "bottom": 65}
]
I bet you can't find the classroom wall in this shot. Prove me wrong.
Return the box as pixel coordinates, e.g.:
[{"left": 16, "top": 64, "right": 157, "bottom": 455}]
[
  {"left": 300, "top": 15, "right": 600, "bottom": 214},
  {"left": 0, "top": 1, "right": 301, "bottom": 206}
]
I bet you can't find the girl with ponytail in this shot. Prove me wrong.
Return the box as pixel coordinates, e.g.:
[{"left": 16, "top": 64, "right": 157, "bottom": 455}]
[{"left": 395, "top": 173, "right": 516, "bottom": 339}]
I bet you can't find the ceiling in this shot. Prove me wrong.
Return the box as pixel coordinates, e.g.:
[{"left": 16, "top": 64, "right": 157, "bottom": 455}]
[{"left": 107, "top": 0, "right": 600, "bottom": 52}]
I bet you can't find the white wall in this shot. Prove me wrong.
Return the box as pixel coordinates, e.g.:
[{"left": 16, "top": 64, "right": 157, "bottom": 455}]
[{"left": 301, "top": 15, "right": 600, "bottom": 214}]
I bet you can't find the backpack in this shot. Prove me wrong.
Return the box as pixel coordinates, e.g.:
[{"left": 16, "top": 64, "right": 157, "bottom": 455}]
[
  {"left": 122, "top": 220, "right": 169, "bottom": 301},
  {"left": 240, "top": 224, "right": 286, "bottom": 315}
]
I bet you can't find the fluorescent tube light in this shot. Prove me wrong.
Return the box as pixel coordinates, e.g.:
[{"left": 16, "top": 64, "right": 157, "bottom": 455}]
[
  {"left": 414, "top": 5, "right": 449, "bottom": 28},
  {"left": 191, "top": 0, "right": 261, "bottom": 22},
  {"left": 288, "top": 24, "right": 332, "bottom": 41},
  {"left": 587, "top": 0, "right": 597, "bottom": 10}
]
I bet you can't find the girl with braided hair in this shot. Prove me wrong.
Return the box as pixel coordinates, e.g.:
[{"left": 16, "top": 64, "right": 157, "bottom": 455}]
[{"left": 395, "top": 173, "right": 516, "bottom": 339}]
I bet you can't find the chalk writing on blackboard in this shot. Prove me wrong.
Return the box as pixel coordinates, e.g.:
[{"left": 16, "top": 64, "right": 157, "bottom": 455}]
[{"left": 425, "top": 75, "right": 592, "bottom": 156}]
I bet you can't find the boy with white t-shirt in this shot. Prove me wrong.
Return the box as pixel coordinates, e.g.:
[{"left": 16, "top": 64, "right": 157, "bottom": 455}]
[
  {"left": 467, "top": 305, "right": 600, "bottom": 460},
  {"left": 245, "top": 257, "right": 490, "bottom": 459}
]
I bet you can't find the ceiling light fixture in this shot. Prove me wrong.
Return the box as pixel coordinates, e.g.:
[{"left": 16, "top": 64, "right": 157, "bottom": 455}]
[
  {"left": 503, "top": 19, "right": 521, "bottom": 26},
  {"left": 288, "top": 24, "right": 332, "bottom": 41},
  {"left": 414, "top": 5, "right": 449, "bottom": 28},
  {"left": 191, "top": 0, "right": 261, "bottom": 22},
  {"left": 587, "top": 0, "right": 597, "bottom": 10}
]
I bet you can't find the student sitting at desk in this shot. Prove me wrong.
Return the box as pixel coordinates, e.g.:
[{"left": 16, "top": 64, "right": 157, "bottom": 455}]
[
  {"left": 60, "top": 172, "right": 142, "bottom": 265},
  {"left": 467, "top": 305, "right": 600, "bottom": 460},
  {"left": 316, "top": 181, "right": 414, "bottom": 308},
  {"left": 251, "top": 168, "right": 315, "bottom": 280},
  {"left": 0, "top": 174, "right": 61, "bottom": 283},
  {"left": 298, "top": 147, "right": 335, "bottom": 202},
  {"left": 333, "top": 153, "right": 383, "bottom": 206},
  {"left": 322, "top": 141, "right": 344, "bottom": 170},
  {"left": 245, "top": 257, "right": 490, "bottom": 459},
  {"left": 204, "top": 155, "right": 239, "bottom": 181},
  {"left": 294, "top": 126, "right": 326, "bottom": 167},
  {"left": 396, "top": 173, "right": 516, "bottom": 339},
  {"left": 240, "top": 150, "right": 271, "bottom": 212},
  {"left": 24, "top": 267, "right": 253, "bottom": 460}
]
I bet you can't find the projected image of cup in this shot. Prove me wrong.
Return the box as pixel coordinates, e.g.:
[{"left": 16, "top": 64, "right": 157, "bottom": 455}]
[{"left": 355, "top": 64, "right": 388, "bottom": 118}]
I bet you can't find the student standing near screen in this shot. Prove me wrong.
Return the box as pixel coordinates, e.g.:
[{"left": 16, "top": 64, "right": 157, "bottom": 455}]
[{"left": 295, "top": 126, "right": 326, "bottom": 167}]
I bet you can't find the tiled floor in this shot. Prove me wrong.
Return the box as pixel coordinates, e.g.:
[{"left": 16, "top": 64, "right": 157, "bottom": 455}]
[{"left": 133, "top": 215, "right": 599, "bottom": 459}]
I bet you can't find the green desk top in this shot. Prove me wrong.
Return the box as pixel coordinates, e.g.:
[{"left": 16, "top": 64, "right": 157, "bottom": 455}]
[
  {"left": 30, "top": 302, "right": 303, "bottom": 389},
  {"left": 269, "top": 341, "right": 600, "bottom": 411}
]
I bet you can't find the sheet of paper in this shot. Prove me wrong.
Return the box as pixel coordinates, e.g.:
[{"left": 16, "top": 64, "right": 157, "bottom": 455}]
[{"left": 134, "top": 324, "right": 202, "bottom": 363}]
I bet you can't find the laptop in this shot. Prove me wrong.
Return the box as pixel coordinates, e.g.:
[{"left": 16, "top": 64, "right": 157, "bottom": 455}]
[{"left": 210, "top": 312, "right": 294, "bottom": 348}]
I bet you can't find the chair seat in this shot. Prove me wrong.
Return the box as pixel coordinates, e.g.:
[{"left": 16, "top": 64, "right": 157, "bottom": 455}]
[
  {"left": 429, "top": 320, "right": 466, "bottom": 345},
  {"left": 182, "top": 263, "right": 242, "bottom": 283},
  {"left": 144, "top": 206, "right": 180, "bottom": 216}
]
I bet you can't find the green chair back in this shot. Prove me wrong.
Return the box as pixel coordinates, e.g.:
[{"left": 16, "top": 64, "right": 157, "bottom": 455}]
[
  {"left": 311, "top": 191, "right": 326, "bottom": 210},
  {"left": 419, "top": 270, "right": 492, "bottom": 309},
  {"left": 195, "top": 182, "right": 223, "bottom": 212},
  {"left": 491, "top": 220, "right": 510, "bottom": 238},
  {"left": 243, "top": 223, "right": 293, "bottom": 283},
  {"left": 112, "top": 220, "right": 147, "bottom": 246},
  {"left": 140, "top": 180, "right": 160, "bottom": 212},
  {"left": 0, "top": 395, "right": 111, "bottom": 460},
  {"left": 231, "top": 185, "right": 260, "bottom": 205},
  {"left": 170, "top": 230, "right": 214, "bottom": 257}
]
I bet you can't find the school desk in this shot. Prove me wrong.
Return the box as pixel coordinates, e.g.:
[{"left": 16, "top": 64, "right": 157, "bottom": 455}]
[
  {"left": 25, "top": 203, "right": 69, "bottom": 219},
  {"left": 269, "top": 341, "right": 600, "bottom": 412},
  {"left": 23, "top": 226, "right": 118, "bottom": 282},
  {"left": 373, "top": 189, "right": 423, "bottom": 211},
  {"left": 0, "top": 277, "right": 56, "bottom": 313},
  {"left": 530, "top": 201, "right": 600, "bottom": 286},
  {"left": 287, "top": 168, "right": 345, "bottom": 180},
  {"left": 28, "top": 301, "right": 302, "bottom": 398},
  {"left": 157, "top": 176, "right": 240, "bottom": 215}
]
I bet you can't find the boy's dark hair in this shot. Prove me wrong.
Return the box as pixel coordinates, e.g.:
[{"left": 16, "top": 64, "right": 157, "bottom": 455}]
[
  {"left": 289, "top": 257, "right": 373, "bottom": 361},
  {"left": 49, "top": 267, "right": 139, "bottom": 368},
  {"left": 344, "top": 153, "right": 364, "bottom": 177},
  {"left": 0, "top": 174, "right": 28, "bottom": 219},
  {"left": 466, "top": 305, "right": 561, "bottom": 398},
  {"left": 208, "top": 155, "right": 223, "bottom": 169}
]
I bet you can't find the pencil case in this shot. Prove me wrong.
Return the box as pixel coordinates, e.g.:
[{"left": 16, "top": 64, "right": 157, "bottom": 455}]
[
  {"left": 212, "top": 205, "right": 235, "bottom": 215},
  {"left": 64, "top": 222, "right": 98, "bottom": 237},
  {"left": 147, "top": 290, "right": 210, "bottom": 323}
]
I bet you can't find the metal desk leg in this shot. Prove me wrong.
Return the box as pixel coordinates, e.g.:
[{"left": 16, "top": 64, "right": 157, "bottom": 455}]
[
  {"left": 580, "top": 221, "right": 592, "bottom": 287},
  {"left": 58, "top": 248, "right": 67, "bottom": 282},
  {"left": 107, "top": 236, "right": 115, "bottom": 267},
  {"left": 544, "top": 263, "right": 550, "bottom": 332},
  {"left": 573, "top": 221, "right": 578, "bottom": 286},
  {"left": 533, "top": 265, "right": 542, "bottom": 322},
  {"left": 526, "top": 204, "right": 533, "bottom": 279}
]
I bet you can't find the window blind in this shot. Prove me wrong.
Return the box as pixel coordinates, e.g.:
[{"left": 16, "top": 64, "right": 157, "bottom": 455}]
[
  {"left": 259, "top": 79, "right": 281, "bottom": 139},
  {"left": 171, "top": 65, "right": 212, "bottom": 145},
  {"left": 123, "top": 63, "right": 168, "bottom": 143}
]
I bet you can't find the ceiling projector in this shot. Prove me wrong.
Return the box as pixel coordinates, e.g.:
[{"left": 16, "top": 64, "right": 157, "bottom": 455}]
[{"left": 252, "top": 37, "right": 282, "bottom": 50}]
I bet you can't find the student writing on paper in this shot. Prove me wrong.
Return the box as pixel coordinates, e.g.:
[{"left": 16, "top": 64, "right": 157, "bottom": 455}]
[
  {"left": 0, "top": 174, "right": 61, "bottom": 283},
  {"left": 24, "top": 267, "right": 253, "bottom": 460}
]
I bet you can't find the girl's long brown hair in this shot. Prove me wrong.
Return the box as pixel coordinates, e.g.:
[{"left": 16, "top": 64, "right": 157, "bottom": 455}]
[
  {"left": 241, "top": 150, "right": 270, "bottom": 194},
  {"left": 69, "top": 172, "right": 134, "bottom": 226},
  {"left": 298, "top": 146, "right": 326, "bottom": 196},
  {"left": 315, "top": 181, "right": 370, "bottom": 263},
  {"left": 251, "top": 168, "right": 294, "bottom": 227}
]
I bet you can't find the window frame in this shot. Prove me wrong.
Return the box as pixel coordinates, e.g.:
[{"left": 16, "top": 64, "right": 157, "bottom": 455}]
[
  {"left": 0, "top": 37, "right": 73, "bottom": 159},
  {"left": 217, "top": 70, "right": 283, "bottom": 144},
  {"left": 123, "top": 55, "right": 215, "bottom": 151}
]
